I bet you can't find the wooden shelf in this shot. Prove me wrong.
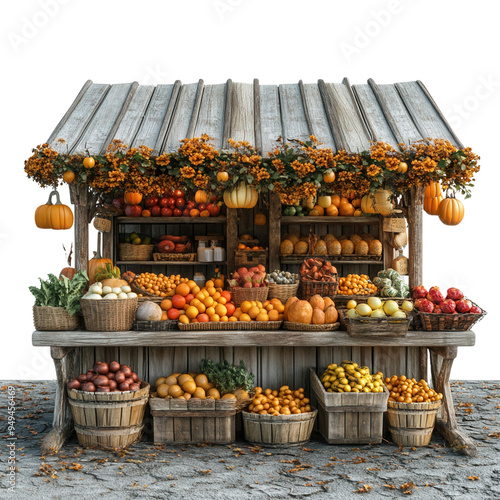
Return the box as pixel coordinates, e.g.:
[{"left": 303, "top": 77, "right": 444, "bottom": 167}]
[
  {"left": 280, "top": 258, "right": 384, "bottom": 265},
  {"left": 117, "top": 261, "right": 226, "bottom": 266},
  {"left": 281, "top": 216, "right": 380, "bottom": 225},
  {"left": 116, "top": 216, "right": 227, "bottom": 224},
  {"left": 32, "top": 330, "right": 475, "bottom": 348}
]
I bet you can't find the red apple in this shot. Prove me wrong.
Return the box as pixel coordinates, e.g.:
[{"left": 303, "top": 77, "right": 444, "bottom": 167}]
[
  {"left": 151, "top": 205, "right": 161, "bottom": 217},
  {"left": 446, "top": 287, "right": 464, "bottom": 301},
  {"left": 470, "top": 305, "right": 482, "bottom": 314},
  {"left": 159, "top": 197, "right": 169, "bottom": 208},
  {"left": 440, "top": 299, "right": 456, "bottom": 314},
  {"left": 124, "top": 204, "right": 142, "bottom": 217},
  {"left": 456, "top": 299, "right": 472, "bottom": 313},
  {"left": 161, "top": 207, "right": 173, "bottom": 217},
  {"left": 172, "top": 189, "right": 184, "bottom": 199},
  {"left": 112, "top": 197, "right": 125, "bottom": 211},
  {"left": 175, "top": 198, "right": 186, "bottom": 209},
  {"left": 427, "top": 286, "right": 444, "bottom": 304},
  {"left": 412, "top": 285, "right": 428, "bottom": 299},
  {"left": 167, "top": 198, "right": 176, "bottom": 209},
  {"left": 182, "top": 208, "right": 190, "bottom": 217},
  {"left": 415, "top": 298, "right": 434, "bottom": 313},
  {"left": 207, "top": 203, "right": 220, "bottom": 217},
  {"left": 144, "top": 196, "right": 158, "bottom": 208},
  {"left": 198, "top": 203, "right": 207, "bottom": 212},
  {"left": 186, "top": 201, "right": 196, "bottom": 210},
  {"left": 173, "top": 208, "right": 183, "bottom": 217}
]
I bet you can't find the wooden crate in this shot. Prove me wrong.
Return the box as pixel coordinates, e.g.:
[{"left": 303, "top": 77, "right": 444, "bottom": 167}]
[
  {"left": 67, "top": 382, "right": 150, "bottom": 450},
  {"left": 242, "top": 410, "right": 317, "bottom": 447},
  {"left": 310, "top": 369, "right": 389, "bottom": 444},
  {"left": 339, "top": 309, "right": 410, "bottom": 337},
  {"left": 235, "top": 249, "right": 268, "bottom": 268},
  {"left": 149, "top": 397, "right": 237, "bottom": 444}
]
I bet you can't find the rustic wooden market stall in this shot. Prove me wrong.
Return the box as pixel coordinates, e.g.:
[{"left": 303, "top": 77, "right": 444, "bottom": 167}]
[{"left": 29, "top": 78, "right": 480, "bottom": 456}]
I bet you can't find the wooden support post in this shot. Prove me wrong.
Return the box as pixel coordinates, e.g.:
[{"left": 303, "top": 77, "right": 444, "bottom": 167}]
[
  {"left": 226, "top": 208, "right": 238, "bottom": 272},
  {"left": 429, "top": 346, "right": 477, "bottom": 456},
  {"left": 268, "top": 193, "right": 281, "bottom": 271},
  {"left": 40, "top": 347, "right": 75, "bottom": 455},
  {"left": 408, "top": 185, "right": 424, "bottom": 290},
  {"left": 70, "top": 184, "right": 90, "bottom": 273}
]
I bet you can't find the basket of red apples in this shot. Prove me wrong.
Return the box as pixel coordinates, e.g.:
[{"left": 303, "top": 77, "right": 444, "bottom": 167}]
[
  {"left": 228, "top": 265, "right": 269, "bottom": 306},
  {"left": 412, "top": 286, "right": 486, "bottom": 331}
]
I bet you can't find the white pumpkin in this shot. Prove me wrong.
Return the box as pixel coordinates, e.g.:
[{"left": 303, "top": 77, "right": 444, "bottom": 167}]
[
  {"left": 223, "top": 182, "right": 258, "bottom": 209},
  {"left": 136, "top": 301, "right": 162, "bottom": 321}
]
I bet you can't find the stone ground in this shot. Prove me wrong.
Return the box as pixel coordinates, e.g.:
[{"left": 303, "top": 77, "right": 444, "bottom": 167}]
[{"left": 0, "top": 381, "right": 499, "bottom": 499}]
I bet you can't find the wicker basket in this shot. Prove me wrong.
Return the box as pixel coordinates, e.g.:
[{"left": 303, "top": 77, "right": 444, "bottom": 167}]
[
  {"left": 153, "top": 253, "right": 196, "bottom": 262},
  {"left": 178, "top": 320, "right": 282, "bottom": 331},
  {"left": 229, "top": 286, "right": 269, "bottom": 307},
  {"left": 268, "top": 283, "right": 299, "bottom": 302},
  {"left": 118, "top": 243, "right": 154, "bottom": 261},
  {"left": 133, "top": 319, "right": 178, "bottom": 331},
  {"left": 80, "top": 297, "right": 138, "bottom": 331},
  {"left": 33, "top": 305, "right": 80, "bottom": 331},
  {"left": 413, "top": 302, "right": 486, "bottom": 331},
  {"left": 299, "top": 276, "right": 338, "bottom": 300},
  {"left": 340, "top": 309, "right": 410, "bottom": 337},
  {"left": 387, "top": 400, "right": 442, "bottom": 447},
  {"left": 283, "top": 321, "right": 340, "bottom": 332}
]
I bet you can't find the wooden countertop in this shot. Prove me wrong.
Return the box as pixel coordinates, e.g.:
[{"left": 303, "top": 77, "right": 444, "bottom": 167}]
[{"left": 32, "top": 329, "right": 475, "bottom": 348}]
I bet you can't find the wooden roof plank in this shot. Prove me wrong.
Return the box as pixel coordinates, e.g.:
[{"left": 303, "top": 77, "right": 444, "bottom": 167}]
[
  {"left": 229, "top": 82, "right": 255, "bottom": 145},
  {"left": 301, "top": 82, "right": 336, "bottom": 151},
  {"left": 278, "top": 83, "right": 310, "bottom": 145},
  {"left": 162, "top": 80, "right": 203, "bottom": 153},
  {"left": 71, "top": 82, "right": 137, "bottom": 155},
  {"left": 133, "top": 84, "right": 176, "bottom": 150},
  {"left": 319, "top": 80, "right": 371, "bottom": 153},
  {"left": 396, "top": 81, "right": 462, "bottom": 147},
  {"left": 368, "top": 80, "right": 423, "bottom": 147},
  {"left": 259, "top": 84, "right": 282, "bottom": 155},
  {"left": 109, "top": 85, "right": 155, "bottom": 147},
  {"left": 49, "top": 82, "right": 110, "bottom": 154},
  {"left": 352, "top": 83, "right": 400, "bottom": 149},
  {"left": 193, "top": 83, "right": 227, "bottom": 150}
]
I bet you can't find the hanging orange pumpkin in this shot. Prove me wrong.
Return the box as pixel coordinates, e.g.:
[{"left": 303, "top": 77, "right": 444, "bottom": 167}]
[
  {"left": 424, "top": 192, "right": 443, "bottom": 216},
  {"left": 194, "top": 190, "right": 209, "bottom": 204},
  {"left": 254, "top": 213, "right": 266, "bottom": 226},
  {"left": 438, "top": 191, "right": 464, "bottom": 226},
  {"left": 424, "top": 181, "right": 442, "bottom": 199},
  {"left": 35, "top": 190, "right": 73, "bottom": 230},
  {"left": 124, "top": 191, "right": 142, "bottom": 205},
  {"left": 88, "top": 232, "right": 112, "bottom": 284}
]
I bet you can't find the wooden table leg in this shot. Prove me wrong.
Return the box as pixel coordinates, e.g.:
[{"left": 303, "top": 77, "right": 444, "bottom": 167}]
[
  {"left": 429, "top": 346, "right": 477, "bottom": 457},
  {"left": 40, "top": 347, "right": 75, "bottom": 456}
]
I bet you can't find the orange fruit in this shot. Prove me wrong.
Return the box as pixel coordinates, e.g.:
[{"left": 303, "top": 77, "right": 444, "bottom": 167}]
[
  {"left": 325, "top": 204, "right": 339, "bottom": 216},
  {"left": 191, "top": 285, "right": 201, "bottom": 295},
  {"left": 331, "top": 194, "right": 341, "bottom": 207},
  {"left": 221, "top": 290, "right": 232, "bottom": 302},
  {"left": 197, "top": 313, "right": 209, "bottom": 322},
  {"left": 212, "top": 291, "right": 221, "bottom": 301},
  {"left": 160, "top": 299, "right": 172, "bottom": 311},
  {"left": 239, "top": 313, "right": 251, "bottom": 322},
  {"left": 203, "top": 296, "right": 214, "bottom": 308},
  {"left": 248, "top": 306, "right": 260, "bottom": 319},
  {"left": 217, "top": 296, "right": 227, "bottom": 305},
  {"left": 185, "top": 306, "right": 199, "bottom": 319},
  {"left": 228, "top": 316, "right": 238, "bottom": 322},
  {"left": 63, "top": 170, "right": 75, "bottom": 183},
  {"left": 313, "top": 205, "right": 325, "bottom": 216},
  {"left": 161, "top": 311, "right": 169, "bottom": 321},
  {"left": 178, "top": 314, "right": 189, "bottom": 324},
  {"left": 190, "top": 209, "right": 200, "bottom": 217},
  {"left": 233, "top": 307, "right": 242, "bottom": 318},
  {"left": 256, "top": 312, "right": 269, "bottom": 322},
  {"left": 220, "top": 315, "right": 229, "bottom": 322},
  {"left": 215, "top": 304, "right": 227, "bottom": 317},
  {"left": 225, "top": 303, "right": 236, "bottom": 317},
  {"left": 206, "top": 286, "right": 216, "bottom": 296},
  {"left": 241, "top": 301, "right": 252, "bottom": 313},
  {"left": 195, "top": 291, "right": 206, "bottom": 301},
  {"left": 175, "top": 283, "right": 190, "bottom": 297},
  {"left": 205, "top": 280, "right": 215, "bottom": 288},
  {"left": 268, "top": 309, "right": 279, "bottom": 321},
  {"left": 210, "top": 314, "right": 220, "bottom": 322},
  {"left": 187, "top": 280, "right": 197, "bottom": 290},
  {"left": 206, "top": 306, "right": 216, "bottom": 317}
]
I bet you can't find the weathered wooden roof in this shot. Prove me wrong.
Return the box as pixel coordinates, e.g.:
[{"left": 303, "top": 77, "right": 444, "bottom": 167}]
[{"left": 47, "top": 78, "right": 462, "bottom": 156}]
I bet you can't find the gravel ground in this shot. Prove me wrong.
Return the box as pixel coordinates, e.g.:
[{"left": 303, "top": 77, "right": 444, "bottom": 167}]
[{"left": 0, "top": 380, "right": 499, "bottom": 499}]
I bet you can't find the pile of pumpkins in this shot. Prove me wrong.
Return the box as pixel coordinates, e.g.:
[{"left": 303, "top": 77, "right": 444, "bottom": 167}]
[
  {"left": 424, "top": 181, "right": 464, "bottom": 226},
  {"left": 280, "top": 232, "right": 382, "bottom": 257}
]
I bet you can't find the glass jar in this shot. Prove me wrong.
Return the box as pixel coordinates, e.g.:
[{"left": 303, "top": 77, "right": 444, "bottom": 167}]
[
  {"left": 211, "top": 240, "right": 226, "bottom": 262},
  {"left": 193, "top": 272, "right": 206, "bottom": 288},
  {"left": 197, "top": 241, "right": 207, "bottom": 262}
]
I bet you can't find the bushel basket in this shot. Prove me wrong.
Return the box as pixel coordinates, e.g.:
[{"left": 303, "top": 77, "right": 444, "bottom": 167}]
[
  {"left": 414, "top": 302, "right": 486, "bottom": 331},
  {"left": 299, "top": 277, "right": 338, "bottom": 300},
  {"left": 229, "top": 286, "right": 269, "bottom": 307},
  {"left": 268, "top": 282, "right": 299, "bottom": 302},
  {"left": 80, "top": 297, "right": 138, "bottom": 331},
  {"left": 33, "top": 305, "right": 80, "bottom": 331}
]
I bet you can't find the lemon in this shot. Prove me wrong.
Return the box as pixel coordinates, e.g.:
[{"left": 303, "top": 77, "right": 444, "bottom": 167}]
[
  {"left": 370, "top": 309, "right": 386, "bottom": 318},
  {"left": 402, "top": 300, "right": 414, "bottom": 312},
  {"left": 383, "top": 300, "right": 399, "bottom": 316},
  {"left": 346, "top": 309, "right": 358, "bottom": 318},
  {"left": 347, "top": 300, "right": 357, "bottom": 310},
  {"left": 132, "top": 237, "right": 141, "bottom": 245},
  {"left": 355, "top": 303, "right": 372, "bottom": 316},
  {"left": 367, "top": 296, "right": 382, "bottom": 310}
]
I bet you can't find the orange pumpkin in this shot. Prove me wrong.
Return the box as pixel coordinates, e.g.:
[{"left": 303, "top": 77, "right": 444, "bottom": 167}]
[
  {"left": 330, "top": 195, "right": 341, "bottom": 207},
  {"left": 35, "top": 190, "right": 73, "bottom": 230},
  {"left": 124, "top": 191, "right": 142, "bottom": 205},
  {"left": 323, "top": 171, "right": 335, "bottom": 183},
  {"left": 425, "top": 181, "right": 442, "bottom": 199},
  {"left": 195, "top": 190, "right": 209, "bottom": 204},
  {"left": 438, "top": 192, "right": 464, "bottom": 226},
  {"left": 287, "top": 300, "right": 313, "bottom": 324},
  {"left": 284, "top": 297, "right": 299, "bottom": 321},
  {"left": 88, "top": 232, "right": 112, "bottom": 284},
  {"left": 360, "top": 194, "right": 376, "bottom": 214},
  {"left": 339, "top": 201, "right": 355, "bottom": 216},
  {"left": 325, "top": 204, "right": 339, "bottom": 216},
  {"left": 34, "top": 195, "right": 54, "bottom": 229},
  {"left": 60, "top": 267, "right": 76, "bottom": 280},
  {"left": 424, "top": 193, "right": 443, "bottom": 216},
  {"left": 217, "top": 171, "right": 229, "bottom": 182}
]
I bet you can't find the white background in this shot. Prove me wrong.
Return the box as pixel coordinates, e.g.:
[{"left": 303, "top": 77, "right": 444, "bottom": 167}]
[{"left": 1, "top": 0, "right": 498, "bottom": 381}]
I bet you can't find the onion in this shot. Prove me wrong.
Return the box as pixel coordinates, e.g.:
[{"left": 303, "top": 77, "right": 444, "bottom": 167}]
[
  {"left": 86, "top": 370, "right": 96, "bottom": 381},
  {"left": 124, "top": 378, "right": 134, "bottom": 386},
  {"left": 81, "top": 382, "right": 96, "bottom": 392},
  {"left": 77, "top": 373, "right": 87, "bottom": 384},
  {"left": 94, "top": 375, "right": 109, "bottom": 387},
  {"left": 109, "top": 361, "right": 120, "bottom": 372},
  {"left": 114, "top": 371, "right": 126, "bottom": 384},
  {"left": 118, "top": 382, "right": 130, "bottom": 391},
  {"left": 131, "top": 373, "right": 138, "bottom": 382},
  {"left": 120, "top": 365, "right": 132, "bottom": 377},
  {"left": 67, "top": 379, "right": 81, "bottom": 390},
  {"left": 108, "top": 380, "right": 118, "bottom": 391},
  {"left": 96, "top": 386, "right": 110, "bottom": 393},
  {"left": 107, "top": 372, "right": 115, "bottom": 380},
  {"left": 129, "top": 383, "right": 140, "bottom": 391},
  {"left": 94, "top": 362, "right": 109, "bottom": 375}
]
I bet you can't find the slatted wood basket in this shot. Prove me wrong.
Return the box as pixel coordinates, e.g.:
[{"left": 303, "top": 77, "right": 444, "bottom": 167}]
[
  {"left": 387, "top": 400, "right": 442, "bottom": 447},
  {"left": 339, "top": 309, "right": 410, "bottom": 337},
  {"left": 33, "top": 305, "right": 80, "bottom": 331},
  {"left": 299, "top": 277, "right": 338, "bottom": 300},
  {"left": 283, "top": 321, "right": 340, "bottom": 332},
  {"left": 267, "top": 283, "right": 299, "bottom": 302},
  {"left": 133, "top": 319, "right": 178, "bottom": 331},
  {"left": 229, "top": 286, "right": 269, "bottom": 307},
  {"left": 310, "top": 369, "right": 389, "bottom": 444},
  {"left": 118, "top": 243, "right": 154, "bottom": 261},
  {"left": 242, "top": 410, "right": 317, "bottom": 447},
  {"left": 67, "top": 381, "right": 150, "bottom": 450},
  {"left": 178, "top": 320, "right": 282, "bottom": 331},
  {"left": 149, "top": 397, "right": 238, "bottom": 444}
]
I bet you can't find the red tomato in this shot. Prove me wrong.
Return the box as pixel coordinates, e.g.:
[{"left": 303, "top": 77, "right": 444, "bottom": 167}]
[
  {"left": 182, "top": 208, "right": 190, "bottom": 217},
  {"left": 160, "top": 207, "right": 173, "bottom": 217},
  {"left": 225, "top": 302, "right": 235, "bottom": 317},
  {"left": 185, "top": 293, "right": 194, "bottom": 304},
  {"left": 144, "top": 196, "right": 158, "bottom": 208},
  {"left": 171, "top": 294, "right": 186, "bottom": 309},
  {"left": 167, "top": 308, "right": 181, "bottom": 320},
  {"left": 221, "top": 290, "right": 232, "bottom": 303},
  {"left": 151, "top": 205, "right": 161, "bottom": 217},
  {"left": 167, "top": 198, "right": 176, "bottom": 208},
  {"left": 186, "top": 201, "right": 196, "bottom": 210},
  {"left": 173, "top": 208, "right": 183, "bottom": 217},
  {"left": 175, "top": 198, "right": 186, "bottom": 208},
  {"left": 197, "top": 313, "right": 209, "bottom": 322},
  {"left": 172, "top": 189, "right": 184, "bottom": 199},
  {"left": 198, "top": 203, "right": 207, "bottom": 212},
  {"left": 159, "top": 197, "right": 169, "bottom": 208},
  {"left": 207, "top": 203, "right": 220, "bottom": 217},
  {"left": 124, "top": 204, "right": 142, "bottom": 217}
]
